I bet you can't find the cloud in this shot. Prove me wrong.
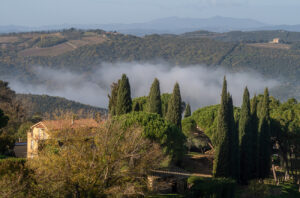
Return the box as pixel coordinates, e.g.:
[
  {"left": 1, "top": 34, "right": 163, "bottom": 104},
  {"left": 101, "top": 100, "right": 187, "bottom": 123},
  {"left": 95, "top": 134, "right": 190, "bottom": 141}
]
[{"left": 7, "top": 63, "right": 279, "bottom": 111}]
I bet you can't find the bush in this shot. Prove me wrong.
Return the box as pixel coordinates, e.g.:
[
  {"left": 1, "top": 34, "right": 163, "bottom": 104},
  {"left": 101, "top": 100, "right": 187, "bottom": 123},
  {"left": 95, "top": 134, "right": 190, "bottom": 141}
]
[
  {"left": 0, "top": 158, "right": 26, "bottom": 175},
  {"left": 0, "top": 158, "right": 32, "bottom": 197},
  {"left": 115, "top": 112, "right": 187, "bottom": 162},
  {"left": 0, "top": 135, "right": 15, "bottom": 156},
  {"left": 182, "top": 117, "right": 211, "bottom": 152},
  {"left": 187, "top": 176, "right": 236, "bottom": 198}
]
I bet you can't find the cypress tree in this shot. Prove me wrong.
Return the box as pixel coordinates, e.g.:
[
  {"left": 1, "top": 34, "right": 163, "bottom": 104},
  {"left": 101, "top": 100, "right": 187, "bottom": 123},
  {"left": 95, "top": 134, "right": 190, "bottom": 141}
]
[
  {"left": 258, "top": 88, "right": 271, "bottom": 179},
  {"left": 250, "top": 94, "right": 259, "bottom": 179},
  {"left": 184, "top": 103, "right": 191, "bottom": 118},
  {"left": 239, "top": 87, "right": 253, "bottom": 184},
  {"left": 213, "top": 77, "right": 231, "bottom": 177},
  {"left": 116, "top": 74, "right": 132, "bottom": 115},
  {"left": 228, "top": 94, "right": 239, "bottom": 181},
  {"left": 166, "top": 82, "right": 182, "bottom": 129},
  {"left": 108, "top": 81, "right": 119, "bottom": 116},
  {"left": 148, "top": 78, "right": 162, "bottom": 115}
]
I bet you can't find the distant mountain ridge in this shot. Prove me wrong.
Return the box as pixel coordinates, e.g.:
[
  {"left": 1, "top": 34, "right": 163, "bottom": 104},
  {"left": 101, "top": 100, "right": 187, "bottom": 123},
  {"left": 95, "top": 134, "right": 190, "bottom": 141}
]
[{"left": 2, "top": 16, "right": 300, "bottom": 36}]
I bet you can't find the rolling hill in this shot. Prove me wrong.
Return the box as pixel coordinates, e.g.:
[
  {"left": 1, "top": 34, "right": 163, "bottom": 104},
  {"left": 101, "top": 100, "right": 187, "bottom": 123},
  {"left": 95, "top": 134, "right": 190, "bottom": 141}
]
[
  {"left": 16, "top": 94, "right": 107, "bottom": 119},
  {"left": 1, "top": 28, "right": 300, "bottom": 101}
]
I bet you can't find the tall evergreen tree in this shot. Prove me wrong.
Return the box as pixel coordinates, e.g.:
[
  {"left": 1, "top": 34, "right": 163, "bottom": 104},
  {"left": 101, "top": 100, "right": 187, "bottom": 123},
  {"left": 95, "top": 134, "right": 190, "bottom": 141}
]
[
  {"left": 250, "top": 94, "right": 259, "bottom": 179},
  {"left": 184, "top": 103, "right": 191, "bottom": 118},
  {"left": 148, "top": 78, "right": 162, "bottom": 115},
  {"left": 258, "top": 88, "right": 271, "bottom": 179},
  {"left": 166, "top": 82, "right": 182, "bottom": 129},
  {"left": 239, "top": 87, "right": 253, "bottom": 184},
  {"left": 116, "top": 74, "right": 132, "bottom": 115},
  {"left": 213, "top": 77, "right": 231, "bottom": 177},
  {"left": 108, "top": 81, "right": 119, "bottom": 116},
  {"left": 228, "top": 94, "right": 239, "bottom": 181}
]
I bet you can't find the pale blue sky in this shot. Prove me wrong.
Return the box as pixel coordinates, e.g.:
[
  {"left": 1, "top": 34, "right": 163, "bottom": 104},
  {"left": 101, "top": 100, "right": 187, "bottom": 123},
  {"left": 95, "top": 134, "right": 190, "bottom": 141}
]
[{"left": 1, "top": 0, "right": 300, "bottom": 26}]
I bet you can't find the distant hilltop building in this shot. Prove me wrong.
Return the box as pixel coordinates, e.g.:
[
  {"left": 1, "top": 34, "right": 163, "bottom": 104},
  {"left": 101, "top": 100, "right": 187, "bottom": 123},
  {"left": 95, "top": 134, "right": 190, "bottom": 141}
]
[
  {"left": 270, "top": 38, "right": 280, "bottom": 44},
  {"left": 27, "top": 119, "right": 99, "bottom": 158}
]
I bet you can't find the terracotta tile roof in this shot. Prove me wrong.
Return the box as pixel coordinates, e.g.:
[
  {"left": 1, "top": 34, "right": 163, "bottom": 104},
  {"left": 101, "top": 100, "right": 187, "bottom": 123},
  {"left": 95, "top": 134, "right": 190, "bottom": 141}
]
[{"left": 31, "top": 119, "right": 99, "bottom": 131}]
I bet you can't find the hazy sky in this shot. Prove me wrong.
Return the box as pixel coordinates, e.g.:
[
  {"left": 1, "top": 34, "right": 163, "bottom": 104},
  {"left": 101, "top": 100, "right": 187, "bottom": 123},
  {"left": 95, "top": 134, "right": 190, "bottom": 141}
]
[{"left": 1, "top": 0, "right": 300, "bottom": 26}]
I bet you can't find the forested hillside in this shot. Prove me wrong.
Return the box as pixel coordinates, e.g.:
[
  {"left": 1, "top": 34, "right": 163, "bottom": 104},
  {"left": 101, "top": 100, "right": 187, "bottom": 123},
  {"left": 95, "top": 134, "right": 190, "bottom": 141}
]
[
  {"left": 1, "top": 29, "right": 300, "bottom": 100},
  {"left": 181, "top": 30, "right": 300, "bottom": 43},
  {"left": 16, "top": 94, "right": 106, "bottom": 118}
]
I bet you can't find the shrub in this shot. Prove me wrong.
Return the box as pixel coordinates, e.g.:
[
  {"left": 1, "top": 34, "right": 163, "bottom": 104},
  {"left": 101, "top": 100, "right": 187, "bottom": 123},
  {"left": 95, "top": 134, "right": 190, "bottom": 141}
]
[
  {"left": 115, "top": 112, "right": 187, "bottom": 162},
  {"left": 0, "top": 135, "right": 15, "bottom": 156},
  {"left": 0, "top": 158, "right": 31, "bottom": 197},
  {"left": 187, "top": 176, "right": 236, "bottom": 198}
]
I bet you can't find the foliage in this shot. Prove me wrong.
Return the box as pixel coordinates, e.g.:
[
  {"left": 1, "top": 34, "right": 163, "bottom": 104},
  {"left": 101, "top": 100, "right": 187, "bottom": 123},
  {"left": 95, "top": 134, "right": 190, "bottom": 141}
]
[
  {"left": 17, "top": 93, "right": 106, "bottom": 119},
  {"left": 258, "top": 88, "right": 272, "bottom": 179},
  {"left": 133, "top": 94, "right": 182, "bottom": 120},
  {"left": 166, "top": 83, "right": 182, "bottom": 129},
  {"left": 239, "top": 87, "right": 253, "bottom": 184},
  {"left": 116, "top": 74, "right": 132, "bottom": 115},
  {"left": 37, "top": 36, "right": 67, "bottom": 48},
  {"left": 0, "top": 81, "right": 25, "bottom": 136},
  {"left": 182, "top": 30, "right": 300, "bottom": 43},
  {"left": 0, "top": 135, "right": 15, "bottom": 156},
  {"left": 213, "top": 77, "right": 231, "bottom": 177},
  {"left": 250, "top": 95, "right": 259, "bottom": 179},
  {"left": 16, "top": 122, "right": 33, "bottom": 141},
  {"left": 190, "top": 104, "right": 219, "bottom": 145},
  {"left": 228, "top": 94, "right": 239, "bottom": 181},
  {"left": 0, "top": 158, "right": 32, "bottom": 198},
  {"left": 187, "top": 176, "right": 236, "bottom": 198},
  {"left": 28, "top": 123, "right": 164, "bottom": 197},
  {"left": 184, "top": 103, "right": 191, "bottom": 118},
  {"left": 115, "top": 112, "right": 186, "bottom": 162},
  {"left": 133, "top": 96, "right": 148, "bottom": 112},
  {"left": 0, "top": 108, "right": 9, "bottom": 129},
  {"left": 182, "top": 117, "right": 211, "bottom": 152},
  {"left": 108, "top": 81, "right": 119, "bottom": 116},
  {"left": 161, "top": 93, "right": 171, "bottom": 118},
  {"left": 148, "top": 78, "right": 162, "bottom": 116}
]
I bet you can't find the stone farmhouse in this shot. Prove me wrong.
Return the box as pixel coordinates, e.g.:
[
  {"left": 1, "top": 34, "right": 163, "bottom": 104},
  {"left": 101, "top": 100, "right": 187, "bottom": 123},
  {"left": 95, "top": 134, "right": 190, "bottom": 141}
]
[{"left": 27, "top": 119, "right": 99, "bottom": 158}]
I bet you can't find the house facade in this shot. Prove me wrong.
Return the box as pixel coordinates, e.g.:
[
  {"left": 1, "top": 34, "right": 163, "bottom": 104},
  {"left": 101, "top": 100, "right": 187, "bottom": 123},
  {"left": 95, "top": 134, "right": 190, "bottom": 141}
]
[{"left": 27, "top": 119, "right": 98, "bottom": 158}]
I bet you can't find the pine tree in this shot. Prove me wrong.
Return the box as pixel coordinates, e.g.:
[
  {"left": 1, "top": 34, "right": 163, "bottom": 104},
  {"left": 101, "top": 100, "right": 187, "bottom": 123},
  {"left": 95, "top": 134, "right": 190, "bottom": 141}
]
[
  {"left": 258, "top": 88, "right": 271, "bottom": 179},
  {"left": 108, "top": 81, "right": 119, "bottom": 116},
  {"left": 239, "top": 87, "right": 253, "bottom": 184},
  {"left": 228, "top": 94, "right": 239, "bottom": 181},
  {"left": 213, "top": 77, "right": 231, "bottom": 177},
  {"left": 166, "top": 82, "right": 182, "bottom": 129},
  {"left": 250, "top": 94, "right": 259, "bottom": 179},
  {"left": 148, "top": 78, "right": 162, "bottom": 115},
  {"left": 184, "top": 103, "right": 191, "bottom": 118},
  {"left": 116, "top": 74, "right": 132, "bottom": 115}
]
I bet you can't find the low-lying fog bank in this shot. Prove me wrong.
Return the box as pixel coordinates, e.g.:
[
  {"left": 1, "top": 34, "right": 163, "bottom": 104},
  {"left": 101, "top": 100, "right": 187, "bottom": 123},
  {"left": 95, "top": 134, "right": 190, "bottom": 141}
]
[{"left": 7, "top": 62, "right": 279, "bottom": 110}]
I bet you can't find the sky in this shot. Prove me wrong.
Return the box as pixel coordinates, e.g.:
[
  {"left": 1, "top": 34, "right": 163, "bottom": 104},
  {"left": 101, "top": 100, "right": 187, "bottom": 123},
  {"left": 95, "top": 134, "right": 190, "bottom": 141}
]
[{"left": 1, "top": 0, "right": 300, "bottom": 26}]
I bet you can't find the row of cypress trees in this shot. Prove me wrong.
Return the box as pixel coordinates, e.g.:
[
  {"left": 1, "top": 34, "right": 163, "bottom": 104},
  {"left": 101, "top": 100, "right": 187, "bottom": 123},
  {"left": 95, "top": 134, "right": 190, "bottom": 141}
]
[
  {"left": 213, "top": 77, "right": 272, "bottom": 184},
  {"left": 108, "top": 74, "right": 183, "bottom": 129}
]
